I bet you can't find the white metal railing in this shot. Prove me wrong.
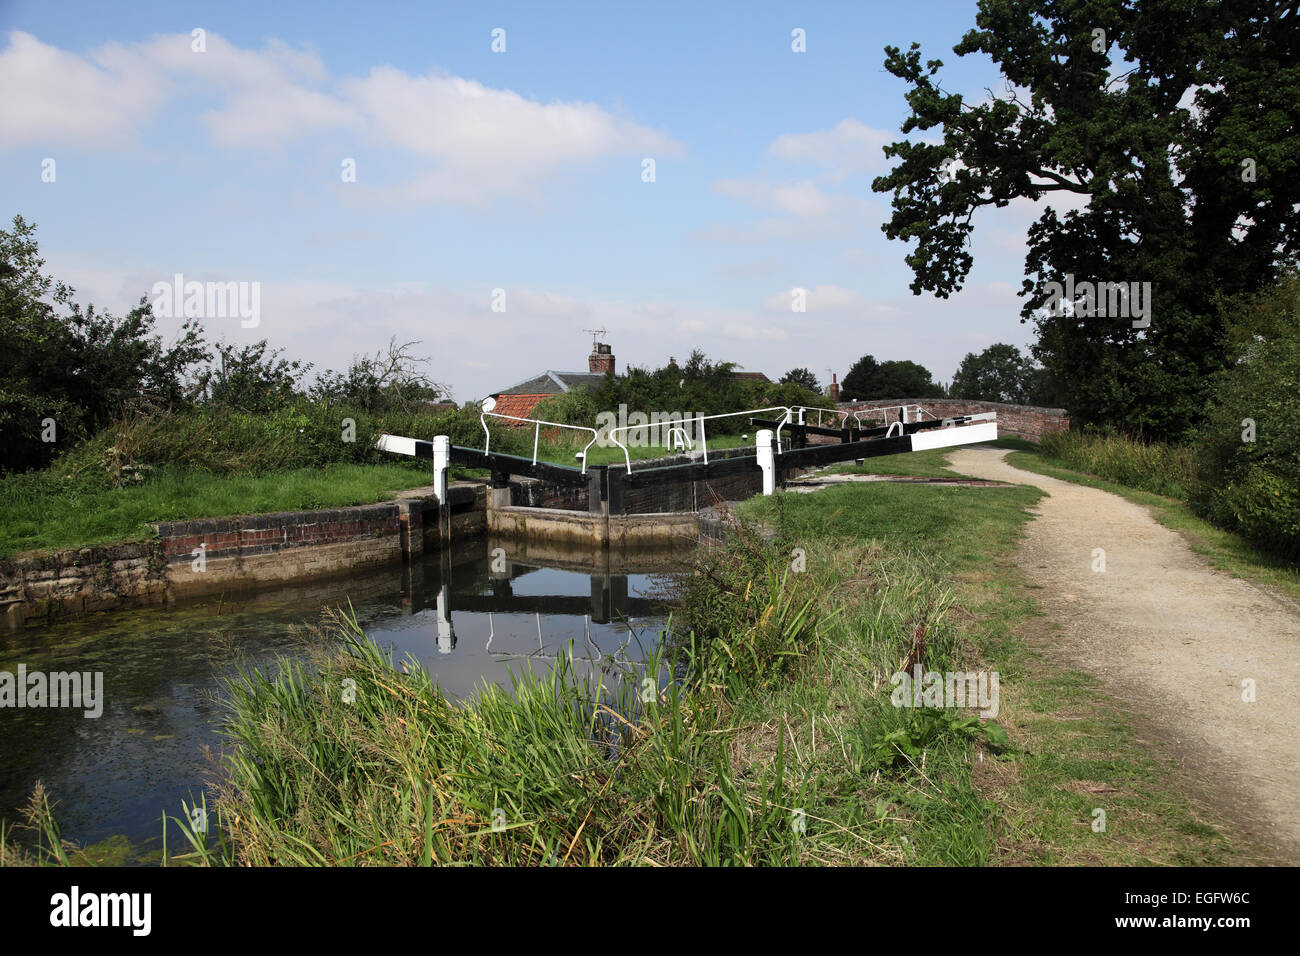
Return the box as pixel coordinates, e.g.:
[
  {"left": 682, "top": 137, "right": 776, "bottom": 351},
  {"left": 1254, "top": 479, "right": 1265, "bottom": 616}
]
[
  {"left": 607, "top": 405, "right": 793, "bottom": 470},
  {"left": 851, "top": 403, "right": 937, "bottom": 427},
  {"left": 479, "top": 410, "right": 631, "bottom": 474},
  {"left": 788, "top": 405, "right": 852, "bottom": 428}
]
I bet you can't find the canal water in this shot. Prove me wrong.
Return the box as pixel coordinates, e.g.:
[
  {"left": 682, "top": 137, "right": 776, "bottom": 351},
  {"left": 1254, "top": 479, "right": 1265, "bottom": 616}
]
[{"left": 0, "top": 539, "right": 682, "bottom": 860}]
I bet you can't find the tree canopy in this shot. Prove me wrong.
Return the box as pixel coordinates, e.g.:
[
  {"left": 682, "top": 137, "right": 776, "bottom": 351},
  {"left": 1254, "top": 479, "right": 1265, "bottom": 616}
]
[
  {"left": 872, "top": 0, "right": 1300, "bottom": 438},
  {"left": 949, "top": 342, "right": 1059, "bottom": 405},
  {"left": 779, "top": 367, "right": 821, "bottom": 393},
  {"left": 841, "top": 354, "right": 946, "bottom": 400}
]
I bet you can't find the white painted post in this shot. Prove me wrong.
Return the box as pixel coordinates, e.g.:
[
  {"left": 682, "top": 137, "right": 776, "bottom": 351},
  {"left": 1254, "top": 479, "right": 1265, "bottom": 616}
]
[
  {"left": 757, "top": 428, "right": 775, "bottom": 495},
  {"left": 436, "top": 586, "right": 455, "bottom": 655},
  {"left": 433, "top": 435, "right": 450, "bottom": 502}
]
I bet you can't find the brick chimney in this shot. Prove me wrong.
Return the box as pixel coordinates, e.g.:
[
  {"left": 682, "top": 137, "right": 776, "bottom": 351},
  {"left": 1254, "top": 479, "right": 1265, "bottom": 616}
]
[
  {"left": 589, "top": 341, "right": 615, "bottom": 375},
  {"left": 829, "top": 373, "right": 840, "bottom": 403}
]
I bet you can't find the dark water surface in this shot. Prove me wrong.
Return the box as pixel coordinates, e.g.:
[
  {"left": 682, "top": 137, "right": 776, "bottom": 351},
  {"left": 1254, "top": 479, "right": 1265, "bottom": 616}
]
[{"left": 0, "top": 538, "right": 680, "bottom": 858}]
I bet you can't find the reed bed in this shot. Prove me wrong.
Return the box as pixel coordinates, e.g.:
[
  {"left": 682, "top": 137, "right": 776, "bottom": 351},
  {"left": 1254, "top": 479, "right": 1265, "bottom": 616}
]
[{"left": 1038, "top": 430, "right": 1197, "bottom": 499}]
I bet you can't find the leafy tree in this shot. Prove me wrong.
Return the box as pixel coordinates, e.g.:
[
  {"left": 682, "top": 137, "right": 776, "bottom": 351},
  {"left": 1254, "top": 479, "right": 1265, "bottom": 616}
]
[
  {"left": 950, "top": 342, "right": 1037, "bottom": 403},
  {"left": 310, "top": 338, "right": 448, "bottom": 413},
  {"left": 779, "top": 367, "right": 821, "bottom": 392},
  {"left": 1024, "top": 364, "right": 1065, "bottom": 407},
  {"left": 0, "top": 215, "right": 209, "bottom": 472},
  {"left": 840, "top": 354, "right": 880, "bottom": 401},
  {"left": 197, "top": 340, "right": 311, "bottom": 413},
  {"left": 872, "top": 0, "right": 1300, "bottom": 438},
  {"left": 842, "top": 354, "right": 945, "bottom": 400}
]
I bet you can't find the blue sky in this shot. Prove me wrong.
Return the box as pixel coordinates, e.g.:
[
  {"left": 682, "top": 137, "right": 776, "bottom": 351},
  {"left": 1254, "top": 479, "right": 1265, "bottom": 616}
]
[{"left": 1, "top": 0, "right": 1060, "bottom": 401}]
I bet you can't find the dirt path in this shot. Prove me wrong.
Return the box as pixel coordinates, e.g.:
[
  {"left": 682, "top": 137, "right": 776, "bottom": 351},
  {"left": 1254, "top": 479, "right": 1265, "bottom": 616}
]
[{"left": 947, "top": 447, "right": 1300, "bottom": 861}]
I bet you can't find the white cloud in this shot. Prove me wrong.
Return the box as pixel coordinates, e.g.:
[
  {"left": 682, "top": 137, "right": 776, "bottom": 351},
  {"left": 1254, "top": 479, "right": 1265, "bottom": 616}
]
[
  {"left": 768, "top": 118, "right": 896, "bottom": 181},
  {"left": 702, "top": 119, "right": 891, "bottom": 244},
  {"left": 336, "top": 67, "right": 681, "bottom": 204},
  {"left": 204, "top": 84, "right": 361, "bottom": 147},
  {"left": 715, "top": 178, "right": 836, "bottom": 217},
  {"left": 510, "top": 289, "right": 591, "bottom": 319},
  {"left": 0, "top": 31, "right": 167, "bottom": 145},
  {"left": 0, "top": 30, "right": 681, "bottom": 204},
  {"left": 763, "top": 284, "right": 868, "bottom": 313},
  {"left": 721, "top": 322, "right": 787, "bottom": 341}
]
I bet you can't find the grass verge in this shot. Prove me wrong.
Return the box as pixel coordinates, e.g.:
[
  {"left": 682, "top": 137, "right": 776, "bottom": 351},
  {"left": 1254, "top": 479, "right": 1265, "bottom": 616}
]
[
  {"left": 0, "top": 463, "right": 439, "bottom": 559},
  {"left": 828, "top": 447, "right": 974, "bottom": 478}
]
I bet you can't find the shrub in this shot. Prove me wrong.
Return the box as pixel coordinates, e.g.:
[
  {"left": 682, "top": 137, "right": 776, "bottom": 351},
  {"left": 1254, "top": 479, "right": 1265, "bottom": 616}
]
[{"left": 1191, "top": 274, "right": 1300, "bottom": 560}]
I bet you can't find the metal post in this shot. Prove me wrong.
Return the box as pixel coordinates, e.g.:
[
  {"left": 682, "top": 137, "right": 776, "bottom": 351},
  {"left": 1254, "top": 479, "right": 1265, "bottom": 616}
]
[
  {"left": 432, "top": 435, "right": 450, "bottom": 502},
  {"left": 757, "top": 429, "right": 775, "bottom": 495}
]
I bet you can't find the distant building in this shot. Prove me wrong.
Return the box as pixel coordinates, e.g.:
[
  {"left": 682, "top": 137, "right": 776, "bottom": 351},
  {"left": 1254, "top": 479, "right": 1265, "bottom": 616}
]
[
  {"left": 488, "top": 342, "right": 616, "bottom": 421},
  {"left": 487, "top": 343, "right": 774, "bottom": 420}
]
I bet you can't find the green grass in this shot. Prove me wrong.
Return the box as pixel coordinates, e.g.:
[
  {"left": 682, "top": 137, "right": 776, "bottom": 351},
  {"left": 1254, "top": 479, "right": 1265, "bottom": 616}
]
[
  {"left": 1007, "top": 450, "right": 1300, "bottom": 605},
  {"left": 5, "top": 449, "right": 1248, "bottom": 866},
  {"left": 986, "top": 436, "right": 1039, "bottom": 452},
  {"left": 735, "top": 482, "right": 1246, "bottom": 865},
  {"left": 828, "top": 447, "right": 973, "bottom": 479},
  {"left": 0, "top": 463, "right": 439, "bottom": 559}
]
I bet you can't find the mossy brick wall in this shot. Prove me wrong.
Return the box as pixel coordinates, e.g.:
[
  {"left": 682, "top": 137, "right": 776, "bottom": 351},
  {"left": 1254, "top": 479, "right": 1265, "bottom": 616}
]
[
  {"left": 1, "top": 540, "right": 169, "bottom": 625},
  {"left": 4, "top": 500, "right": 425, "bottom": 628}
]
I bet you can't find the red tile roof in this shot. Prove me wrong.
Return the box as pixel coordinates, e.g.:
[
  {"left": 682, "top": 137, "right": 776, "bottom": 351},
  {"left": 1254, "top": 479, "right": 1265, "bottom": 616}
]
[{"left": 491, "top": 393, "right": 550, "bottom": 422}]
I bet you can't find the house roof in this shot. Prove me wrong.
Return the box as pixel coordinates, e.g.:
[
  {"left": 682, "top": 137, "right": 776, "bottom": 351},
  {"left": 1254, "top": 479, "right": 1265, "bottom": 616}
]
[
  {"left": 731, "top": 371, "right": 771, "bottom": 383},
  {"left": 498, "top": 370, "right": 607, "bottom": 395},
  {"left": 491, "top": 393, "right": 552, "bottom": 421}
]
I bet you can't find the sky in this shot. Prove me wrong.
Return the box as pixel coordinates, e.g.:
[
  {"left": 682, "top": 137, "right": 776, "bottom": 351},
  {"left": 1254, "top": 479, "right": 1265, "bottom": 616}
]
[{"left": 0, "top": 0, "right": 1067, "bottom": 403}]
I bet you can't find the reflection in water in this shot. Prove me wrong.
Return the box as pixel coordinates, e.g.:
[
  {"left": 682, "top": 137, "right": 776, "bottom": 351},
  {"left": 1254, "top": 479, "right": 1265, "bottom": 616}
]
[{"left": 0, "top": 538, "right": 683, "bottom": 855}]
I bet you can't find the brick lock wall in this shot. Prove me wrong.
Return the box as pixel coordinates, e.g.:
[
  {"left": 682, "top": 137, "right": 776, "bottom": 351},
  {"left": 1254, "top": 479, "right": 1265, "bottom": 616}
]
[
  {"left": 152, "top": 503, "right": 402, "bottom": 565},
  {"left": 837, "top": 398, "right": 1069, "bottom": 442}
]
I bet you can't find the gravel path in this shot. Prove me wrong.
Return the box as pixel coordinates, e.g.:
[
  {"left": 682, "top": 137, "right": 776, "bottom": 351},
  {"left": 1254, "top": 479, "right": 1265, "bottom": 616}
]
[{"left": 947, "top": 447, "right": 1300, "bottom": 860}]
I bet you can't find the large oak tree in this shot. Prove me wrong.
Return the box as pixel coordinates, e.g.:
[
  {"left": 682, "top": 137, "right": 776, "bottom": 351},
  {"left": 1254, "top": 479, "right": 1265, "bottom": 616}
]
[{"left": 872, "top": 0, "right": 1299, "bottom": 438}]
